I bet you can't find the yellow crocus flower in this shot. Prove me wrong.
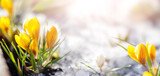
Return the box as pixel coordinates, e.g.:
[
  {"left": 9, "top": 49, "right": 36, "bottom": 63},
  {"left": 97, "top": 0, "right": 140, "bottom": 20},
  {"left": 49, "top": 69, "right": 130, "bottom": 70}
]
[
  {"left": 0, "top": 17, "right": 10, "bottom": 33},
  {"left": 30, "top": 40, "right": 38, "bottom": 56},
  {"left": 128, "top": 44, "right": 148, "bottom": 66},
  {"left": 15, "top": 33, "right": 31, "bottom": 51},
  {"left": 15, "top": 33, "right": 38, "bottom": 56},
  {"left": 146, "top": 43, "right": 156, "bottom": 63},
  {"left": 47, "top": 26, "right": 58, "bottom": 49},
  {"left": 143, "top": 71, "right": 153, "bottom": 76},
  {"left": 15, "top": 17, "right": 41, "bottom": 56},
  {"left": 1, "top": 0, "right": 13, "bottom": 17},
  {"left": 24, "top": 17, "right": 40, "bottom": 42}
]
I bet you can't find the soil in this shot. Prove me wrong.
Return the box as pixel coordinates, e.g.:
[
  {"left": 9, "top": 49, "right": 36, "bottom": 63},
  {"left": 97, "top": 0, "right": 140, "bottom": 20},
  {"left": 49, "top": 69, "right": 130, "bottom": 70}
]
[{"left": 23, "top": 68, "right": 62, "bottom": 76}]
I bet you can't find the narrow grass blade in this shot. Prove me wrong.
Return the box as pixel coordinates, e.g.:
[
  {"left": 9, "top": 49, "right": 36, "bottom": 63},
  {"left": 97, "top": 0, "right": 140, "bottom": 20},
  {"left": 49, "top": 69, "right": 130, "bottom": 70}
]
[
  {"left": 44, "top": 51, "right": 71, "bottom": 69},
  {"left": 17, "top": 59, "right": 22, "bottom": 75},
  {"left": 29, "top": 49, "right": 36, "bottom": 71},
  {"left": 38, "top": 38, "right": 41, "bottom": 50},
  {"left": 9, "top": 51, "right": 21, "bottom": 75},
  {"left": 0, "top": 40, "right": 22, "bottom": 75},
  {"left": 42, "top": 29, "right": 46, "bottom": 50},
  {"left": 107, "top": 65, "right": 131, "bottom": 73},
  {"left": 18, "top": 46, "right": 24, "bottom": 54},
  {"left": 116, "top": 43, "right": 128, "bottom": 51},
  {"left": 15, "top": 25, "right": 20, "bottom": 34},
  {"left": 147, "top": 57, "right": 153, "bottom": 74},
  {"left": 113, "top": 37, "right": 135, "bottom": 46},
  {"left": 9, "top": 51, "right": 16, "bottom": 64},
  {"left": 11, "top": 42, "right": 20, "bottom": 59},
  {"left": 80, "top": 62, "right": 99, "bottom": 73},
  {"left": 156, "top": 62, "right": 160, "bottom": 76},
  {"left": 18, "top": 46, "right": 24, "bottom": 62},
  {"left": 2, "top": 39, "right": 11, "bottom": 53},
  {"left": 0, "top": 29, "right": 7, "bottom": 36},
  {"left": 0, "top": 41, "right": 10, "bottom": 57},
  {"left": 43, "top": 39, "right": 63, "bottom": 62}
]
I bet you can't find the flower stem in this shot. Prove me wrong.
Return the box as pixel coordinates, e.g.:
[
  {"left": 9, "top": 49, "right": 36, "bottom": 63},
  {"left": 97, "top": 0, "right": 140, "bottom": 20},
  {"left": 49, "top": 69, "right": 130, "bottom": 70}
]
[{"left": 143, "top": 65, "right": 149, "bottom": 71}]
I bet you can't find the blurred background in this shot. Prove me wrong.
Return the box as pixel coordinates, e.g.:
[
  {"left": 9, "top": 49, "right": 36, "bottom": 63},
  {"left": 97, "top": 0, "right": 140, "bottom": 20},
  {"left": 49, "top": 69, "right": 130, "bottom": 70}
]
[{"left": 1, "top": 0, "right": 160, "bottom": 76}]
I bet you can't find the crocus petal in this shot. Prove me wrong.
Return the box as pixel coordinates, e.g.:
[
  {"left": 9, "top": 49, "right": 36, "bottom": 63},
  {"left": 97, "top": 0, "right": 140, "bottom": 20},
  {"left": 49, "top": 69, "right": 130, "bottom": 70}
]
[
  {"left": 135, "top": 44, "right": 147, "bottom": 65},
  {"left": 96, "top": 54, "right": 105, "bottom": 69},
  {"left": 24, "top": 17, "right": 40, "bottom": 42},
  {"left": 15, "top": 33, "right": 30, "bottom": 50},
  {"left": 146, "top": 42, "right": 149, "bottom": 49},
  {"left": 30, "top": 40, "right": 38, "bottom": 56},
  {"left": 0, "top": 17, "right": 10, "bottom": 33},
  {"left": 15, "top": 33, "right": 37, "bottom": 56},
  {"left": 143, "top": 71, "right": 153, "bottom": 76},
  {"left": 128, "top": 44, "right": 139, "bottom": 63},
  {"left": 1, "top": 0, "right": 13, "bottom": 17},
  {"left": 47, "top": 26, "right": 58, "bottom": 49},
  {"left": 147, "top": 44, "right": 156, "bottom": 62}
]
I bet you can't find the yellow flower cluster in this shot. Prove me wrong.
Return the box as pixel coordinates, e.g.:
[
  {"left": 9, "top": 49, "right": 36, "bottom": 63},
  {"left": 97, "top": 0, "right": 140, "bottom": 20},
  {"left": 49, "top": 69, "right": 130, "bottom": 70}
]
[
  {"left": 127, "top": 43, "right": 156, "bottom": 76},
  {"left": 0, "top": 0, "right": 13, "bottom": 17},
  {"left": 0, "top": 16, "right": 13, "bottom": 41},
  {"left": 0, "top": 0, "right": 14, "bottom": 41},
  {"left": 128, "top": 43, "right": 156, "bottom": 66},
  {"left": 0, "top": 17, "right": 10, "bottom": 33},
  {"left": 15, "top": 17, "right": 58, "bottom": 56},
  {"left": 0, "top": 0, "right": 62, "bottom": 75}
]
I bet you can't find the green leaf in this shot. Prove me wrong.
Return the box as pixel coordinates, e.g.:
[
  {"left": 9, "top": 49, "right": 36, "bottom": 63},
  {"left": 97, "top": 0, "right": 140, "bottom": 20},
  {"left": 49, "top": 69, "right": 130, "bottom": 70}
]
[
  {"left": 17, "top": 46, "right": 24, "bottom": 62},
  {"left": 11, "top": 42, "right": 21, "bottom": 59},
  {"left": 26, "top": 39, "right": 32, "bottom": 53},
  {"left": 29, "top": 49, "right": 36, "bottom": 71},
  {"left": 19, "top": 39, "right": 32, "bottom": 71},
  {"left": 21, "top": 47, "right": 28, "bottom": 68},
  {"left": 116, "top": 43, "right": 128, "bottom": 51},
  {"left": 22, "top": 52, "right": 28, "bottom": 64},
  {"left": 0, "top": 40, "right": 22, "bottom": 76},
  {"left": 38, "top": 39, "right": 62, "bottom": 66},
  {"left": 147, "top": 56, "right": 153, "bottom": 74},
  {"left": 0, "top": 41, "right": 10, "bottom": 57},
  {"left": 9, "top": 52, "right": 22, "bottom": 76},
  {"left": 42, "top": 30, "right": 46, "bottom": 50},
  {"left": 47, "top": 39, "right": 64, "bottom": 60},
  {"left": 44, "top": 51, "right": 71, "bottom": 69},
  {"left": 10, "top": 51, "right": 16, "bottom": 64},
  {"left": 156, "top": 62, "right": 160, "bottom": 76},
  {"left": 2, "top": 39, "right": 11, "bottom": 53},
  {"left": 38, "top": 38, "right": 41, "bottom": 50},
  {"left": 113, "top": 37, "right": 135, "bottom": 46},
  {"left": 80, "top": 62, "right": 99, "bottom": 73},
  {"left": 15, "top": 25, "right": 20, "bottom": 34},
  {"left": 47, "top": 39, "right": 61, "bottom": 53},
  {"left": 0, "top": 29, "right": 7, "bottom": 36},
  {"left": 107, "top": 65, "right": 131, "bottom": 73},
  {"left": 17, "top": 59, "right": 22, "bottom": 75},
  {"left": 17, "top": 46, "right": 24, "bottom": 54}
]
